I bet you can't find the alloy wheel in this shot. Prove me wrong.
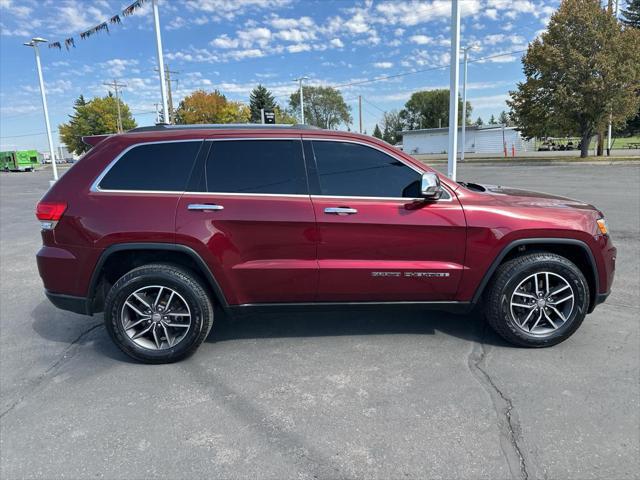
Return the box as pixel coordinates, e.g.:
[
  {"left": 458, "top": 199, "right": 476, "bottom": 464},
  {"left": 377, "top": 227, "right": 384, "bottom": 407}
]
[
  {"left": 120, "top": 285, "right": 192, "bottom": 350},
  {"left": 509, "top": 271, "right": 575, "bottom": 337}
]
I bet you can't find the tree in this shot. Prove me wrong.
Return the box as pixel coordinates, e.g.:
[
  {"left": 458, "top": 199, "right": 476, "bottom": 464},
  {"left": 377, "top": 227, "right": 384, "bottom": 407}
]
[
  {"left": 273, "top": 106, "right": 298, "bottom": 124},
  {"left": 508, "top": 0, "right": 640, "bottom": 157},
  {"left": 498, "top": 110, "right": 513, "bottom": 126},
  {"left": 621, "top": 0, "right": 640, "bottom": 28},
  {"left": 488, "top": 114, "right": 497, "bottom": 125},
  {"left": 372, "top": 124, "right": 383, "bottom": 139},
  {"left": 249, "top": 84, "right": 276, "bottom": 123},
  {"left": 174, "top": 89, "right": 250, "bottom": 124},
  {"left": 474, "top": 116, "right": 484, "bottom": 126},
  {"left": 381, "top": 110, "right": 403, "bottom": 145},
  {"left": 288, "top": 86, "right": 352, "bottom": 129},
  {"left": 59, "top": 93, "right": 136, "bottom": 155},
  {"left": 399, "top": 89, "right": 471, "bottom": 130}
]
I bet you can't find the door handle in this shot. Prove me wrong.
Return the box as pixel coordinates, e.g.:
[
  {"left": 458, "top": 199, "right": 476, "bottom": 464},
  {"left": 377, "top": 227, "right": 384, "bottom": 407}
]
[
  {"left": 324, "top": 207, "right": 357, "bottom": 215},
  {"left": 188, "top": 203, "right": 224, "bottom": 211}
]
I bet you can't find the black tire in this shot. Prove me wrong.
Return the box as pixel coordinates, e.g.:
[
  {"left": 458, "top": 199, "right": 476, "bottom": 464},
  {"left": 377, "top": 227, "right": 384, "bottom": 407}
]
[
  {"left": 104, "top": 263, "right": 214, "bottom": 363},
  {"left": 484, "top": 252, "right": 590, "bottom": 347}
]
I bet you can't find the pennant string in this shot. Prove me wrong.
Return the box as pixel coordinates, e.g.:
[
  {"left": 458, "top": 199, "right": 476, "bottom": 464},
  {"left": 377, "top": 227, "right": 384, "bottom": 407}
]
[{"left": 46, "top": 0, "right": 148, "bottom": 52}]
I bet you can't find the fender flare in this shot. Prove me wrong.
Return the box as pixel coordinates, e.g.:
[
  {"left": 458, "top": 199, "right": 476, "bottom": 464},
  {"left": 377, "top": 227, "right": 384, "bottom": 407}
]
[
  {"left": 470, "top": 238, "right": 599, "bottom": 305},
  {"left": 87, "top": 243, "right": 229, "bottom": 313}
]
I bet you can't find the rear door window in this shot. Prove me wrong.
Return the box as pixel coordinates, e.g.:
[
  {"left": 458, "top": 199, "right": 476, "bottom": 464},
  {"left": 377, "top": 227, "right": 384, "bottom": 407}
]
[
  {"left": 205, "top": 140, "right": 307, "bottom": 194},
  {"left": 99, "top": 141, "right": 202, "bottom": 191}
]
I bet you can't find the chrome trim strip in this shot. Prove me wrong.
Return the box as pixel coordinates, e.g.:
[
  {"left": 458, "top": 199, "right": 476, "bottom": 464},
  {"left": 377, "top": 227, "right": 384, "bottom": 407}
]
[
  {"left": 90, "top": 139, "right": 203, "bottom": 193},
  {"left": 183, "top": 191, "right": 310, "bottom": 198},
  {"left": 311, "top": 194, "right": 452, "bottom": 202}
]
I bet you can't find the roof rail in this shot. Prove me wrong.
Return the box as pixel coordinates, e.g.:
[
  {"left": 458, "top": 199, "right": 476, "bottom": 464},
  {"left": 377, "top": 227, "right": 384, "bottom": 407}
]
[{"left": 127, "top": 123, "right": 321, "bottom": 133}]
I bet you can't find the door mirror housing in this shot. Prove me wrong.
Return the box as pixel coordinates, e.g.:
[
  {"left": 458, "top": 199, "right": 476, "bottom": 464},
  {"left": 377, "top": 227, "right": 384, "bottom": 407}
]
[{"left": 421, "top": 172, "right": 443, "bottom": 200}]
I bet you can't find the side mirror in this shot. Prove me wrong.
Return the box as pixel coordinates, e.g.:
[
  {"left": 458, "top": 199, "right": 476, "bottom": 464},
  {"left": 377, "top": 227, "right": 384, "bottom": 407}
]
[{"left": 421, "top": 172, "right": 443, "bottom": 200}]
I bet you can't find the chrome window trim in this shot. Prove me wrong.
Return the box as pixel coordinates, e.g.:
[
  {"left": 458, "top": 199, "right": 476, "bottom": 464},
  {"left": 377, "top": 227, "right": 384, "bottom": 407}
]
[
  {"left": 90, "top": 139, "right": 204, "bottom": 193},
  {"left": 89, "top": 136, "right": 453, "bottom": 202},
  {"left": 304, "top": 137, "right": 452, "bottom": 201}
]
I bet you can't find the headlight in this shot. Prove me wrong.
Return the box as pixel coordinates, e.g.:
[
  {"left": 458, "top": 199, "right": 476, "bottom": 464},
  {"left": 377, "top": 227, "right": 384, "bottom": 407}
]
[{"left": 596, "top": 218, "right": 608, "bottom": 236}]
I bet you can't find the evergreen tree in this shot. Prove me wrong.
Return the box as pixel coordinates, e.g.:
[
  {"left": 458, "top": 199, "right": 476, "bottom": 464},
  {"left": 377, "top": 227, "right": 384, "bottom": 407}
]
[
  {"left": 474, "top": 116, "right": 484, "bottom": 126},
  {"left": 621, "top": 0, "right": 640, "bottom": 28},
  {"left": 498, "top": 110, "right": 512, "bottom": 126},
  {"left": 249, "top": 84, "right": 276, "bottom": 123},
  {"left": 372, "top": 124, "right": 383, "bottom": 139},
  {"left": 488, "top": 114, "right": 497, "bottom": 125}
]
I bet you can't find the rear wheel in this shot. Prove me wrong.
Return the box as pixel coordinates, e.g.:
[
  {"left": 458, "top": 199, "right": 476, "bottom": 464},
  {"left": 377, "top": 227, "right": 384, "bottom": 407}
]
[
  {"left": 104, "top": 264, "right": 214, "bottom": 363},
  {"left": 484, "top": 253, "right": 590, "bottom": 347}
]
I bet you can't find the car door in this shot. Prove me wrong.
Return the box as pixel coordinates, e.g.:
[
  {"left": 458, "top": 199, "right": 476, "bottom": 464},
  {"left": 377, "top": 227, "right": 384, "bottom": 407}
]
[
  {"left": 175, "top": 137, "right": 318, "bottom": 305},
  {"left": 305, "top": 138, "right": 466, "bottom": 302}
]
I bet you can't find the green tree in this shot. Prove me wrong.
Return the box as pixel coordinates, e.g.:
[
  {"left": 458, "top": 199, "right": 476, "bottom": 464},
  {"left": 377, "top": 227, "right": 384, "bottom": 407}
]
[
  {"left": 59, "top": 93, "right": 136, "bottom": 155},
  {"left": 399, "top": 89, "right": 471, "bottom": 130},
  {"left": 288, "top": 86, "right": 352, "bottom": 129},
  {"left": 498, "top": 110, "right": 514, "bottom": 126},
  {"left": 621, "top": 0, "right": 640, "bottom": 28},
  {"left": 249, "top": 84, "right": 276, "bottom": 123},
  {"left": 273, "top": 105, "right": 297, "bottom": 124},
  {"left": 508, "top": 0, "right": 640, "bottom": 157},
  {"left": 474, "top": 116, "right": 484, "bottom": 126},
  {"left": 175, "top": 89, "right": 250, "bottom": 124},
  {"left": 380, "top": 110, "right": 403, "bottom": 145},
  {"left": 488, "top": 114, "right": 497, "bottom": 125},
  {"left": 372, "top": 124, "right": 383, "bottom": 139}
]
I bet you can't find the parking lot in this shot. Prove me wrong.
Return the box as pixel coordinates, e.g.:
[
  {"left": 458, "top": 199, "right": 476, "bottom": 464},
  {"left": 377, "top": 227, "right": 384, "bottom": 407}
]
[{"left": 1, "top": 162, "right": 638, "bottom": 479}]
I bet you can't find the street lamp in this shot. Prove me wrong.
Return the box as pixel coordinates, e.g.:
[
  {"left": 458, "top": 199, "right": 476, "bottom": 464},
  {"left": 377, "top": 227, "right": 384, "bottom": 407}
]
[
  {"left": 293, "top": 76, "right": 308, "bottom": 124},
  {"left": 24, "top": 37, "right": 58, "bottom": 184},
  {"left": 460, "top": 43, "right": 479, "bottom": 164}
]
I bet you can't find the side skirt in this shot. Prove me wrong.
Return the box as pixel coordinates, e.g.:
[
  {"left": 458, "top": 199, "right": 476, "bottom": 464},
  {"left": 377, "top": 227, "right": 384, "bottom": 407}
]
[{"left": 228, "top": 301, "right": 474, "bottom": 317}]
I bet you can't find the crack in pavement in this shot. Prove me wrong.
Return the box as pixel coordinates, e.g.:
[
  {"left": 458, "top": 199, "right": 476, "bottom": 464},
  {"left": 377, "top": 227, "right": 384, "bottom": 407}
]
[
  {"left": 0, "top": 322, "right": 103, "bottom": 420},
  {"left": 467, "top": 325, "right": 530, "bottom": 480}
]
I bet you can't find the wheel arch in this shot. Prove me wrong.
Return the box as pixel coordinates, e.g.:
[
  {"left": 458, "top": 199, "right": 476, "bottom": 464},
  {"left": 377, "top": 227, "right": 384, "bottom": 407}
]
[
  {"left": 471, "top": 238, "right": 599, "bottom": 311},
  {"left": 88, "top": 243, "right": 228, "bottom": 314}
]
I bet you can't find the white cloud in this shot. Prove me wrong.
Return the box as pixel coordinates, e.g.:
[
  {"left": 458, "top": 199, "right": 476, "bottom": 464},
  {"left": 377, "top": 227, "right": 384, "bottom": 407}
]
[
  {"left": 101, "top": 59, "right": 139, "bottom": 77},
  {"left": 409, "top": 35, "right": 432, "bottom": 45},
  {"left": 185, "top": 0, "right": 293, "bottom": 21},
  {"left": 373, "top": 62, "right": 393, "bottom": 69},
  {"left": 287, "top": 43, "right": 311, "bottom": 53},
  {"left": 0, "top": 0, "right": 32, "bottom": 18},
  {"left": 330, "top": 38, "right": 344, "bottom": 48},
  {"left": 485, "top": 8, "right": 499, "bottom": 20},
  {"left": 275, "top": 28, "right": 316, "bottom": 42},
  {"left": 211, "top": 34, "right": 239, "bottom": 49},
  {"left": 237, "top": 27, "right": 272, "bottom": 47}
]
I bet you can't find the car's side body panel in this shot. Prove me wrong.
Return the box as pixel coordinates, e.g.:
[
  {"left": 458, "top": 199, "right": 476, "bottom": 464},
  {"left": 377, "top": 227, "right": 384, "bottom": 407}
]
[{"left": 36, "top": 127, "right": 615, "bottom": 317}]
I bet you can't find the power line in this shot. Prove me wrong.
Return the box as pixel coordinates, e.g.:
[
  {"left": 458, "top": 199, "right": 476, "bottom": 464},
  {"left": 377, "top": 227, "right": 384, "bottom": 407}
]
[{"left": 272, "top": 48, "right": 527, "bottom": 99}]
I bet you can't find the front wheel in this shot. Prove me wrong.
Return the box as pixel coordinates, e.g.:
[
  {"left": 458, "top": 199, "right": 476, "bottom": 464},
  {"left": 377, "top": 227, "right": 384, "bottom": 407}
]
[
  {"left": 484, "top": 253, "right": 590, "bottom": 347},
  {"left": 104, "top": 264, "right": 214, "bottom": 363}
]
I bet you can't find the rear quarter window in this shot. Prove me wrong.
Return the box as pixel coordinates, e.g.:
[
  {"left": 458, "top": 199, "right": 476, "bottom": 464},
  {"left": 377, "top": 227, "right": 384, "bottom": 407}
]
[{"left": 98, "top": 141, "right": 202, "bottom": 191}]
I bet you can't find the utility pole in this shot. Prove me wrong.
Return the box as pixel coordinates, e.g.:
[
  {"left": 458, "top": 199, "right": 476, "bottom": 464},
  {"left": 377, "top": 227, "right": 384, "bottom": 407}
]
[
  {"left": 294, "top": 76, "right": 308, "bottom": 124},
  {"left": 152, "top": 0, "right": 169, "bottom": 125},
  {"left": 358, "top": 96, "right": 363, "bottom": 134},
  {"left": 103, "top": 79, "right": 127, "bottom": 133},
  {"left": 23, "top": 37, "right": 58, "bottom": 184},
  {"left": 154, "top": 64, "right": 179, "bottom": 123},
  {"left": 447, "top": 0, "right": 461, "bottom": 181}
]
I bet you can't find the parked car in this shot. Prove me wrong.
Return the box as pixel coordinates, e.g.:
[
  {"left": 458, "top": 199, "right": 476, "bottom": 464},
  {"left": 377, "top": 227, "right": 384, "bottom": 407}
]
[{"left": 36, "top": 124, "right": 616, "bottom": 363}]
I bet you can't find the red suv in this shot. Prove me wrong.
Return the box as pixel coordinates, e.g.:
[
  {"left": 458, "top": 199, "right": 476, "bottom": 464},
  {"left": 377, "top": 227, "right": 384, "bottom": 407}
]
[{"left": 36, "top": 125, "right": 616, "bottom": 363}]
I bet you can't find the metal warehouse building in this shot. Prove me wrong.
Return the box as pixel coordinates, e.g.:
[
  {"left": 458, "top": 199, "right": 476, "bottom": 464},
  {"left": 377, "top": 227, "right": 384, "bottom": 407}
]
[{"left": 401, "top": 125, "right": 535, "bottom": 155}]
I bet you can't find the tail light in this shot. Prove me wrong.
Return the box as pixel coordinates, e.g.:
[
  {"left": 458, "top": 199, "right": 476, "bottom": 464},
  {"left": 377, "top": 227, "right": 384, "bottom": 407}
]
[{"left": 36, "top": 201, "right": 67, "bottom": 230}]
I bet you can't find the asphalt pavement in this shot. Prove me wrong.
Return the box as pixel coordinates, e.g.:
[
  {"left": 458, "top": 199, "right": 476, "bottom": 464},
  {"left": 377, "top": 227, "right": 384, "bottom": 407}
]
[{"left": 1, "top": 163, "right": 638, "bottom": 479}]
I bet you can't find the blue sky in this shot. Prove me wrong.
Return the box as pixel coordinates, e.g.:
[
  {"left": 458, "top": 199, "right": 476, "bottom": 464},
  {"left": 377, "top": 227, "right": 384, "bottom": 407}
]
[{"left": 0, "top": 0, "right": 558, "bottom": 151}]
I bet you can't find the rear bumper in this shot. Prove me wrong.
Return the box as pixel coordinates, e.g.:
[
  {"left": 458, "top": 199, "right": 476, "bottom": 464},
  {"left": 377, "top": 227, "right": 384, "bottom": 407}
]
[{"left": 45, "top": 290, "right": 91, "bottom": 316}]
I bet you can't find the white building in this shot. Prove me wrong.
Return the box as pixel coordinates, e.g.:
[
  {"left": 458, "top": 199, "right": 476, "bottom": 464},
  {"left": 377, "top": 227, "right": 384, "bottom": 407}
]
[{"left": 401, "top": 125, "right": 535, "bottom": 155}]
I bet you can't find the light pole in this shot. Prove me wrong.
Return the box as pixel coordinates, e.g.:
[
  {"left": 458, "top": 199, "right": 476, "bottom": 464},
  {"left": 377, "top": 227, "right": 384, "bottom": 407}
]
[
  {"left": 294, "top": 76, "right": 308, "bottom": 124},
  {"left": 460, "top": 44, "right": 478, "bottom": 163},
  {"left": 24, "top": 37, "right": 58, "bottom": 184},
  {"left": 152, "top": 0, "right": 169, "bottom": 125},
  {"left": 447, "top": 0, "right": 461, "bottom": 181}
]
